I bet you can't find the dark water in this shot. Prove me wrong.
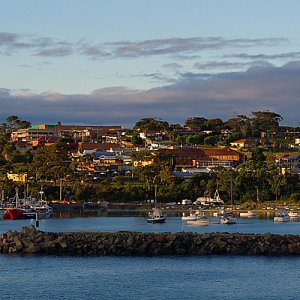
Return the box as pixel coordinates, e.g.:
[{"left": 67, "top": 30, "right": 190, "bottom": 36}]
[
  {"left": 1, "top": 254, "right": 300, "bottom": 300},
  {"left": 1, "top": 215, "right": 300, "bottom": 299}
]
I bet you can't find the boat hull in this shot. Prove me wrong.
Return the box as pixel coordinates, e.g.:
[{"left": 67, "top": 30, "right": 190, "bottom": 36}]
[
  {"left": 240, "top": 211, "right": 257, "bottom": 218},
  {"left": 274, "top": 216, "right": 290, "bottom": 222},
  {"left": 220, "top": 216, "right": 238, "bottom": 224},
  {"left": 2, "top": 208, "right": 25, "bottom": 220},
  {"left": 147, "top": 217, "right": 166, "bottom": 224},
  {"left": 186, "top": 219, "right": 209, "bottom": 226}
]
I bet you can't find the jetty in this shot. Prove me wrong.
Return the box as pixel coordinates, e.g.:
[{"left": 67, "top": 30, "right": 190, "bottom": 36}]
[{"left": 1, "top": 225, "right": 300, "bottom": 256}]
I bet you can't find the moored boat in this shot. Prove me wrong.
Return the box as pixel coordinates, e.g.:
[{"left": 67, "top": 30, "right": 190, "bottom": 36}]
[
  {"left": 239, "top": 210, "right": 257, "bottom": 218},
  {"left": 147, "top": 207, "right": 167, "bottom": 223},
  {"left": 182, "top": 209, "right": 199, "bottom": 221},
  {"left": 2, "top": 207, "right": 26, "bottom": 220},
  {"left": 195, "top": 190, "right": 224, "bottom": 207},
  {"left": 220, "top": 212, "right": 238, "bottom": 224},
  {"left": 213, "top": 209, "right": 231, "bottom": 217},
  {"left": 30, "top": 188, "right": 53, "bottom": 219},
  {"left": 274, "top": 211, "right": 290, "bottom": 222},
  {"left": 2, "top": 188, "right": 28, "bottom": 220},
  {"left": 187, "top": 213, "right": 209, "bottom": 226},
  {"left": 288, "top": 211, "right": 300, "bottom": 218}
]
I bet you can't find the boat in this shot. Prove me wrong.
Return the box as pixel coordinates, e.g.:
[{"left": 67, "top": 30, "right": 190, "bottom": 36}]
[
  {"left": 220, "top": 178, "right": 237, "bottom": 224},
  {"left": 29, "top": 188, "right": 53, "bottom": 219},
  {"left": 182, "top": 209, "right": 199, "bottom": 221},
  {"left": 239, "top": 210, "right": 257, "bottom": 218},
  {"left": 2, "top": 188, "right": 28, "bottom": 220},
  {"left": 186, "top": 213, "right": 209, "bottom": 226},
  {"left": 195, "top": 190, "right": 224, "bottom": 207},
  {"left": 147, "top": 207, "right": 167, "bottom": 223},
  {"left": 213, "top": 209, "right": 231, "bottom": 217},
  {"left": 274, "top": 211, "right": 290, "bottom": 222},
  {"left": 288, "top": 211, "right": 300, "bottom": 218},
  {"left": 220, "top": 214, "right": 238, "bottom": 224}
]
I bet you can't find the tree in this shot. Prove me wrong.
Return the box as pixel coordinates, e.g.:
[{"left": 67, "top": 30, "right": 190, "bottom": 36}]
[
  {"left": 225, "top": 115, "right": 251, "bottom": 137},
  {"left": 133, "top": 118, "right": 169, "bottom": 131},
  {"left": 30, "top": 144, "right": 70, "bottom": 183},
  {"left": 6, "top": 115, "right": 31, "bottom": 132},
  {"left": 205, "top": 118, "right": 224, "bottom": 131},
  {"left": 251, "top": 111, "right": 283, "bottom": 135},
  {"left": 184, "top": 117, "right": 207, "bottom": 131},
  {"left": 251, "top": 148, "right": 266, "bottom": 165},
  {"left": 131, "top": 132, "right": 144, "bottom": 145},
  {"left": 204, "top": 136, "right": 218, "bottom": 146}
]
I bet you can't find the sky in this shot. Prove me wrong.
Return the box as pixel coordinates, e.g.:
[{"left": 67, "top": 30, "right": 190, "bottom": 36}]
[{"left": 1, "top": 0, "right": 300, "bottom": 128}]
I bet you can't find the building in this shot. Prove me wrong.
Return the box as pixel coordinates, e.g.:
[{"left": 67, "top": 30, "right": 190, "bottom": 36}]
[
  {"left": 158, "top": 148, "right": 244, "bottom": 168},
  {"left": 230, "top": 139, "right": 258, "bottom": 149}
]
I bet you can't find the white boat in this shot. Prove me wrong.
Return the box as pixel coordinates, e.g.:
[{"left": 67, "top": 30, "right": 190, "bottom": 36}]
[
  {"left": 220, "top": 215, "right": 238, "bottom": 224},
  {"left": 182, "top": 209, "right": 199, "bottom": 221},
  {"left": 30, "top": 188, "right": 53, "bottom": 219},
  {"left": 239, "top": 210, "right": 257, "bottom": 218},
  {"left": 288, "top": 211, "right": 300, "bottom": 218},
  {"left": 213, "top": 209, "right": 231, "bottom": 217},
  {"left": 187, "top": 213, "right": 209, "bottom": 226},
  {"left": 147, "top": 207, "right": 167, "bottom": 223},
  {"left": 274, "top": 211, "right": 290, "bottom": 222},
  {"left": 195, "top": 190, "right": 224, "bottom": 207}
]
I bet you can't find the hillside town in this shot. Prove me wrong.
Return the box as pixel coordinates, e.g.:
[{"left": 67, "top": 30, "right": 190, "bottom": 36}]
[{"left": 1, "top": 111, "right": 300, "bottom": 205}]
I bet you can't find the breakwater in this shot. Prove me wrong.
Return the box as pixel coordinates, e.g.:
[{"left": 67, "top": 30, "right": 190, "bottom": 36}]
[{"left": 1, "top": 225, "right": 300, "bottom": 256}]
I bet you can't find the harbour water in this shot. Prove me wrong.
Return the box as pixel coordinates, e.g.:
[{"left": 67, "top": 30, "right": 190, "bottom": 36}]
[{"left": 1, "top": 213, "right": 300, "bottom": 299}]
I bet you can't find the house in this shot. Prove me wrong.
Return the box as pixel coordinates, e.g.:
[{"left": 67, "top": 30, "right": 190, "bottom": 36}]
[
  {"left": 157, "top": 148, "right": 244, "bottom": 169},
  {"left": 31, "top": 136, "right": 59, "bottom": 148},
  {"left": 15, "top": 141, "right": 33, "bottom": 152},
  {"left": 77, "top": 142, "right": 122, "bottom": 153},
  {"left": 11, "top": 127, "right": 58, "bottom": 142},
  {"left": 277, "top": 154, "right": 300, "bottom": 175},
  {"left": 193, "top": 148, "right": 244, "bottom": 169},
  {"left": 230, "top": 139, "right": 258, "bottom": 149},
  {"left": 139, "top": 130, "right": 164, "bottom": 141}
]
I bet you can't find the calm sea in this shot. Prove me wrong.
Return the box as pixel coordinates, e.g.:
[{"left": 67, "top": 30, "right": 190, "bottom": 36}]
[{"left": 1, "top": 214, "right": 300, "bottom": 299}]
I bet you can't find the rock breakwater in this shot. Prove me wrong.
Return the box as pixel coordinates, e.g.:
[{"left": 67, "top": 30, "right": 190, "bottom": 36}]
[{"left": 1, "top": 225, "right": 300, "bottom": 256}]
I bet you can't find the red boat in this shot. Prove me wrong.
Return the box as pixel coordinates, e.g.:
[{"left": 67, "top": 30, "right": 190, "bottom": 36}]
[
  {"left": 2, "top": 208, "right": 26, "bottom": 220},
  {"left": 2, "top": 187, "right": 28, "bottom": 220}
]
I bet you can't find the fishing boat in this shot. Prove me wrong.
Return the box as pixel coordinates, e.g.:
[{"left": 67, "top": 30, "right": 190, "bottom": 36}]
[
  {"left": 195, "top": 190, "right": 224, "bottom": 207},
  {"left": 30, "top": 188, "right": 53, "bottom": 219},
  {"left": 2, "top": 188, "right": 27, "bottom": 220},
  {"left": 147, "top": 207, "right": 167, "bottom": 223}
]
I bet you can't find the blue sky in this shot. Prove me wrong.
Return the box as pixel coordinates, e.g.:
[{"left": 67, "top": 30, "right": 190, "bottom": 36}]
[{"left": 1, "top": 0, "right": 300, "bottom": 127}]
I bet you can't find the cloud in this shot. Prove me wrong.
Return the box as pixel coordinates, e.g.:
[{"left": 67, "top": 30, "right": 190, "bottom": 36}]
[
  {"left": 33, "top": 46, "right": 73, "bottom": 57},
  {"left": 162, "top": 63, "right": 183, "bottom": 71},
  {"left": 82, "top": 37, "right": 288, "bottom": 59},
  {"left": 194, "top": 60, "right": 274, "bottom": 71},
  {"left": 1, "top": 62, "right": 300, "bottom": 127},
  {"left": 1, "top": 30, "right": 289, "bottom": 60},
  {"left": 225, "top": 52, "right": 300, "bottom": 60}
]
